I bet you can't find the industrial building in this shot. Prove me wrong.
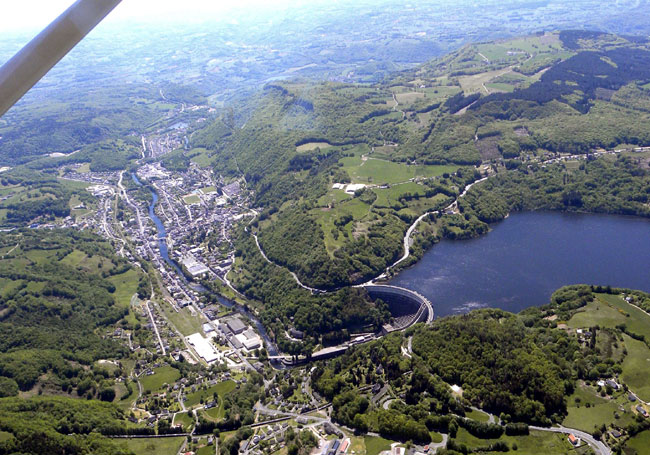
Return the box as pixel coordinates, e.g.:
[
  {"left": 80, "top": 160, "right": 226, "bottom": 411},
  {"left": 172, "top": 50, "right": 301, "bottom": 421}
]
[
  {"left": 225, "top": 317, "right": 246, "bottom": 335},
  {"left": 186, "top": 333, "right": 219, "bottom": 363}
]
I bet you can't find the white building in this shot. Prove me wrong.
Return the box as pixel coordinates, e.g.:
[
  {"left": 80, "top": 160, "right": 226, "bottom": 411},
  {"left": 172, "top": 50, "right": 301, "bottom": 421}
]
[
  {"left": 234, "top": 328, "right": 262, "bottom": 351},
  {"left": 186, "top": 333, "right": 219, "bottom": 363},
  {"left": 181, "top": 254, "right": 210, "bottom": 277},
  {"left": 345, "top": 183, "right": 366, "bottom": 194}
]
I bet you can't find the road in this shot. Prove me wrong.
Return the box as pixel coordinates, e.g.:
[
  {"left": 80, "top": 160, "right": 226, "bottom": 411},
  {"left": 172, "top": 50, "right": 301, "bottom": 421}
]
[
  {"left": 141, "top": 135, "right": 147, "bottom": 159},
  {"left": 250, "top": 170, "right": 494, "bottom": 294},
  {"left": 251, "top": 230, "right": 322, "bottom": 293},
  {"left": 530, "top": 425, "right": 611, "bottom": 455},
  {"left": 3, "top": 242, "right": 19, "bottom": 258},
  {"left": 429, "top": 433, "right": 448, "bottom": 453},
  {"left": 392, "top": 92, "right": 406, "bottom": 119},
  {"left": 464, "top": 406, "right": 611, "bottom": 455},
  {"left": 388, "top": 175, "right": 490, "bottom": 273},
  {"left": 145, "top": 300, "right": 166, "bottom": 355}
]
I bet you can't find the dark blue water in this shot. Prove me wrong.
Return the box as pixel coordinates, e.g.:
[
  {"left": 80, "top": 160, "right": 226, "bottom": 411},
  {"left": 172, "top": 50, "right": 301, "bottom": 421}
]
[{"left": 389, "top": 212, "right": 650, "bottom": 317}]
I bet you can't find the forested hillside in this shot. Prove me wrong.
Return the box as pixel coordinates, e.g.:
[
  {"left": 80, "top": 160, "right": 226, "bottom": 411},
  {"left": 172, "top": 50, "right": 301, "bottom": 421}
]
[
  {"left": 0, "top": 397, "right": 135, "bottom": 455},
  {"left": 0, "top": 229, "right": 143, "bottom": 397},
  {"left": 312, "top": 285, "right": 650, "bottom": 452},
  {"left": 192, "top": 30, "right": 650, "bottom": 293}
]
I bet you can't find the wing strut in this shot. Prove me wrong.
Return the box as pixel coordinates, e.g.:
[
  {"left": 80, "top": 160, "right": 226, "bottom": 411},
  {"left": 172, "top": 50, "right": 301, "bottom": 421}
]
[{"left": 0, "top": 0, "right": 122, "bottom": 117}]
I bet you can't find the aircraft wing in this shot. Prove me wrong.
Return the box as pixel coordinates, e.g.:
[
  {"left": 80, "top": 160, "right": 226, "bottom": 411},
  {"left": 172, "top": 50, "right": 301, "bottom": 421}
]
[{"left": 0, "top": 0, "right": 122, "bottom": 117}]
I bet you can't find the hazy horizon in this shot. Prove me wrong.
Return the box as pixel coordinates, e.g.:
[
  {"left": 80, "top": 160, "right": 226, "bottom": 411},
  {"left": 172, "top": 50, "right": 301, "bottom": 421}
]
[{"left": 0, "top": 0, "right": 344, "bottom": 33}]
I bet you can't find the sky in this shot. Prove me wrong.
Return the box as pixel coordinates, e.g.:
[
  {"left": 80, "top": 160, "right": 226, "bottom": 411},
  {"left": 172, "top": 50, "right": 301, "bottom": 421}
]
[{"left": 0, "top": 0, "right": 301, "bottom": 32}]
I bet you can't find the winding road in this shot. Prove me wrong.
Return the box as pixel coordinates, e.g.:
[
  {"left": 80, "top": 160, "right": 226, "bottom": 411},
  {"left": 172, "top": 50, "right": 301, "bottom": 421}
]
[
  {"left": 530, "top": 425, "right": 611, "bottom": 455},
  {"left": 251, "top": 173, "right": 493, "bottom": 293},
  {"left": 251, "top": 230, "right": 322, "bottom": 293},
  {"left": 379, "top": 175, "right": 490, "bottom": 275}
]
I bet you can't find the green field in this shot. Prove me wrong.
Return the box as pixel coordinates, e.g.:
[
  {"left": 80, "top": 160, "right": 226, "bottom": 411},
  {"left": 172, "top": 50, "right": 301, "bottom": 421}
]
[
  {"left": 364, "top": 435, "right": 394, "bottom": 455},
  {"left": 459, "top": 67, "right": 517, "bottom": 95},
  {"left": 465, "top": 408, "right": 490, "bottom": 423},
  {"left": 68, "top": 194, "right": 93, "bottom": 218},
  {"left": 0, "top": 278, "right": 22, "bottom": 298},
  {"left": 118, "top": 437, "right": 184, "bottom": 455},
  {"left": 159, "top": 303, "right": 205, "bottom": 336},
  {"left": 340, "top": 153, "right": 457, "bottom": 185},
  {"left": 23, "top": 248, "right": 56, "bottom": 265},
  {"left": 312, "top": 198, "right": 373, "bottom": 253},
  {"left": 563, "top": 383, "right": 635, "bottom": 432},
  {"left": 395, "top": 193, "right": 448, "bottom": 219},
  {"left": 567, "top": 293, "right": 650, "bottom": 401},
  {"left": 173, "top": 411, "right": 195, "bottom": 430},
  {"left": 76, "top": 163, "right": 91, "bottom": 173},
  {"left": 317, "top": 188, "right": 351, "bottom": 207},
  {"left": 394, "top": 90, "right": 425, "bottom": 106},
  {"left": 485, "top": 82, "right": 516, "bottom": 93},
  {"left": 183, "top": 194, "right": 201, "bottom": 205},
  {"left": 0, "top": 431, "right": 13, "bottom": 443},
  {"left": 108, "top": 269, "right": 140, "bottom": 307},
  {"left": 196, "top": 444, "right": 215, "bottom": 455},
  {"left": 185, "top": 380, "right": 236, "bottom": 409},
  {"left": 568, "top": 293, "right": 650, "bottom": 341},
  {"left": 373, "top": 182, "right": 428, "bottom": 207},
  {"left": 454, "top": 428, "right": 585, "bottom": 454},
  {"left": 296, "top": 142, "right": 332, "bottom": 152},
  {"left": 117, "top": 380, "right": 138, "bottom": 411},
  {"left": 188, "top": 148, "right": 215, "bottom": 168},
  {"left": 474, "top": 34, "right": 562, "bottom": 65},
  {"left": 621, "top": 334, "right": 650, "bottom": 402},
  {"left": 139, "top": 365, "right": 181, "bottom": 393},
  {"left": 567, "top": 294, "right": 650, "bottom": 405},
  {"left": 626, "top": 429, "right": 650, "bottom": 455}
]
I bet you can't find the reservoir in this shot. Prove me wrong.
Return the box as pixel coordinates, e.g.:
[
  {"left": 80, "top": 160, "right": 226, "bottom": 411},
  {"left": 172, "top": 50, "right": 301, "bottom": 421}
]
[{"left": 389, "top": 212, "right": 650, "bottom": 317}]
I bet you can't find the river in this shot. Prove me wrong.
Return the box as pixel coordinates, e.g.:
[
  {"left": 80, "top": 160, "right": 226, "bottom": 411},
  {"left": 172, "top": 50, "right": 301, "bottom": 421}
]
[
  {"left": 388, "top": 212, "right": 650, "bottom": 317},
  {"left": 131, "top": 173, "right": 184, "bottom": 277},
  {"left": 131, "top": 173, "right": 282, "bottom": 359}
]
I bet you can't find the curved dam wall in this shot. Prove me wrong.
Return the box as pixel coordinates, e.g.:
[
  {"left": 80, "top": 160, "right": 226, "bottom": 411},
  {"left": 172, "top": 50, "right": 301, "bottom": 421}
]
[
  {"left": 364, "top": 284, "right": 432, "bottom": 325},
  {"left": 277, "top": 284, "right": 433, "bottom": 367}
]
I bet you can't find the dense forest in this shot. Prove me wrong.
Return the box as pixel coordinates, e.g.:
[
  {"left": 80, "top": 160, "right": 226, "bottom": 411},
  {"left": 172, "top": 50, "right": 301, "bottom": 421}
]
[
  {"left": 312, "top": 285, "right": 650, "bottom": 446},
  {"left": 0, "top": 230, "right": 139, "bottom": 397},
  {"left": 217, "top": 229, "right": 391, "bottom": 352},
  {"left": 459, "top": 155, "right": 650, "bottom": 227},
  {"left": 0, "top": 397, "right": 136, "bottom": 455}
]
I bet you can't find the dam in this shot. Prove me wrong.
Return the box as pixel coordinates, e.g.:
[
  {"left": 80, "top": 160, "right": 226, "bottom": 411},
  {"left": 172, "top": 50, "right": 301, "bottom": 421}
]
[{"left": 273, "top": 284, "right": 434, "bottom": 367}]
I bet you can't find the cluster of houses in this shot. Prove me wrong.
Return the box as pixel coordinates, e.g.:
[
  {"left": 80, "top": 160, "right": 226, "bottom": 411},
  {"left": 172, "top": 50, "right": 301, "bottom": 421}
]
[{"left": 241, "top": 422, "right": 291, "bottom": 453}]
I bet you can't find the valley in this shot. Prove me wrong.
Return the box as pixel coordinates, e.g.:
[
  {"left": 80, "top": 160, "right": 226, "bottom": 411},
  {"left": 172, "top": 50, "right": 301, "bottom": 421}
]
[{"left": 3, "top": 15, "right": 650, "bottom": 455}]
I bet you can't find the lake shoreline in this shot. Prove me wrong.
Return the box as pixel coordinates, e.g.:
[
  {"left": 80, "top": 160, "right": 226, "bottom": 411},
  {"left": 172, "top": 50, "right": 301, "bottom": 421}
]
[{"left": 388, "top": 211, "right": 650, "bottom": 317}]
